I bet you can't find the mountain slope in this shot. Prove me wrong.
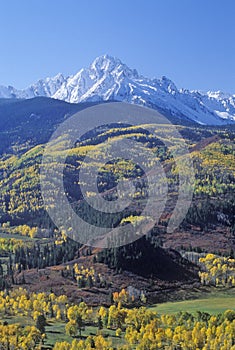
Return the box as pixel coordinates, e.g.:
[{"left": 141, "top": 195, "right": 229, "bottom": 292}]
[
  {"left": 0, "top": 97, "right": 102, "bottom": 154},
  {"left": 1, "top": 55, "right": 235, "bottom": 125}
]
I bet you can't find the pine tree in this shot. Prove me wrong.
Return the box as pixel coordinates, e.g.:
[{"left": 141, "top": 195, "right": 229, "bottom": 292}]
[{"left": 36, "top": 314, "right": 47, "bottom": 334}]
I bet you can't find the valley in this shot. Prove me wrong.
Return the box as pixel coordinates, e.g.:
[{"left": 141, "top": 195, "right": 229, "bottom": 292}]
[{"left": 0, "top": 96, "right": 234, "bottom": 349}]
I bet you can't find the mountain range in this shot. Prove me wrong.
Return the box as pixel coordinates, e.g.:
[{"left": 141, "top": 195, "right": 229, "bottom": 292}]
[{"left": 1, "top": 54, "right": 235, "bottom": 125}]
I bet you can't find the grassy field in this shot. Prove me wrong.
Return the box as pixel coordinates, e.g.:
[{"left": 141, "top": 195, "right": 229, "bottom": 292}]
[
  {"left": 0, "top": 229, "right": 52, "bottom": 243},
  {"left": 150, "top": 293, "right": 235, "bottom": 315},
  {"left": 0, "top": 231, "right": 33, "bottom": 241},
  {"left": 0, "top": 315, "right": 124, "bottom": 349},
  {"left": 44, "top": 321, "right": 125, "bottom": 348}
]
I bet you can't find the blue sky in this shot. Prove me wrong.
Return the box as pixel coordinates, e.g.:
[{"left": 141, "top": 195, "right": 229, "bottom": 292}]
[{"left": 0, "top": 0, "right": 234, "bottom": 93}]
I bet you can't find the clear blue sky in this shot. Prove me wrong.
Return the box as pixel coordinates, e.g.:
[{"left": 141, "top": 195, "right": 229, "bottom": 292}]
[{"left": 0, "top": 0, "right": 234, "bottom": 93}]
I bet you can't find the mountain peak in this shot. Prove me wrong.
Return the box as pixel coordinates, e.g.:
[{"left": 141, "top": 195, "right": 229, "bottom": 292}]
[
  {"left": 0, "top": 55, "right": 235, "bottom": 125},
  {"left": 89, "top": 54, "right": 139, "bottom": 80},
  {"left": 89, "top": 54, "right": 120, "bottom": 77},
  {"left": 91, "top": 53, "right": 119, "bottom": 65},
  {"left": 158, "top": 76, "right": 178, "bottom": 94}
]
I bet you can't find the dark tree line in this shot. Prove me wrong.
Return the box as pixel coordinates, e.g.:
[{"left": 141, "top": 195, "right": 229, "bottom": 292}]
[
  {"left": 96, "top": 235, "right": 197, "bottom": 281},
  {"left": 13, "top": 238, "right": 80, "bottom": 272}
]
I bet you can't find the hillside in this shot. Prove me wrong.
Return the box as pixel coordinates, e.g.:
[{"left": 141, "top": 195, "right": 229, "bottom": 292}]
[
  {"left": 0, "top": 101, "right": 234, "bottom": 254},
  {"left": 0, "top": 95, "right": 234, "bottom": 350},
  {"left": 0, "top": 97, "right": 106, "bottom": 155}
]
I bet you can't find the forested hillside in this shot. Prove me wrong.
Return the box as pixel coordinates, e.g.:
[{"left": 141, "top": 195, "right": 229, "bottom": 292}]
[{"left": 0, "top": 98, "right": 234, "bottom": 349}]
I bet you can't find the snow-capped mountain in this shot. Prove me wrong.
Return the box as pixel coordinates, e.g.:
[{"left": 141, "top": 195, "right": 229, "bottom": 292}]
[{"left": 1, "top": 54, "right": 235, "bottom": 125}]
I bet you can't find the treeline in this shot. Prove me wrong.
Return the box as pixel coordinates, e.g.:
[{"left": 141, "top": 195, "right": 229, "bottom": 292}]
[
  {"left": 12, "top": 238, "right": 80, "bottom": 272},
  {"left": 0, "top": 237, "right": 80, "bottom": 289},
  {"left": 96, "top": 235, "right": 196, "bottom": 281}
]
